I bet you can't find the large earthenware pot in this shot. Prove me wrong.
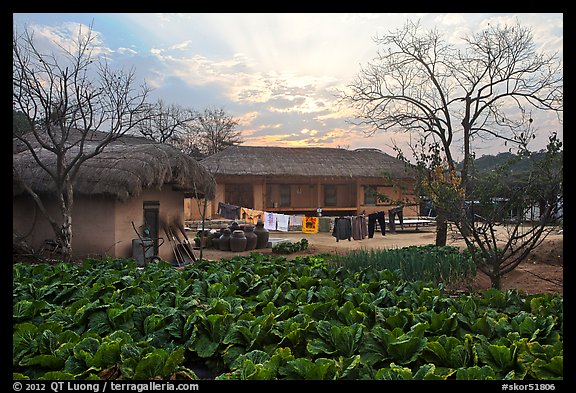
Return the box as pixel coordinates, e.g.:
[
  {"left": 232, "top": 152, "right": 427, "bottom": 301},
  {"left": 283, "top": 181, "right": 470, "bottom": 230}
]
[
  {"left": 218, "top": 228, "right": 231, "bottom": 251},
  {"left": 254, "top": 220, "right": 270, "bottom": 249},
  {"left": 229, "top": 221, "right": 240, "bottom": 233},
  {"left": 244, "top": 225, "right": 258, "bottom": 251},
  {"left": 229, "top": 230, "right": 247, "bottom": 252}
]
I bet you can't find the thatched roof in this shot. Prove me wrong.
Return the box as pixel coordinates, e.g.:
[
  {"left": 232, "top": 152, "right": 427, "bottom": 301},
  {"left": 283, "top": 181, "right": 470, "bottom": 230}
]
[
  {"left": 13, "top": 131, "right": 216, "bottom": 201},
  {"left": 200, "top": 146, "right": 416, "bottom": 179}
]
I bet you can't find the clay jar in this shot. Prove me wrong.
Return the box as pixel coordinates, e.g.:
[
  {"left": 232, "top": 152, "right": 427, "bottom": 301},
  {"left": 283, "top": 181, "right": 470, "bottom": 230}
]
[
  {"left": 211, "top": 230, "right": 221, "bottom": 249},
  {"left": 218, "top": 228, "right": 231, "bottom": 251},
  {"left": 229, "top": 230, "right": 247, "bottom": 252},
  {"left": 229, "top": 221, "right": 240, "bottom": 233},
  {"left": 254, "top": 220, "right": 270, "bottom": 249},
  {"left": 244, "top": 225, "right": 258, "bottom": 251}
]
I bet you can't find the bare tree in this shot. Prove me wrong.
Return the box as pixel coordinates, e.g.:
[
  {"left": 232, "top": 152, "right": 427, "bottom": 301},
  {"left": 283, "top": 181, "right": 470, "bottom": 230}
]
[
  {"left": 13, "top": 23, "right": 151, "bottom": 261},
  {"left": 135, "top": 99, "right": 195, "bottom": 144},
  {"left": 191, "top": 107, "right": 242, "bottom": 156},
  {"left": 340, "top": 19, "right": 562, "bottom": 248}
]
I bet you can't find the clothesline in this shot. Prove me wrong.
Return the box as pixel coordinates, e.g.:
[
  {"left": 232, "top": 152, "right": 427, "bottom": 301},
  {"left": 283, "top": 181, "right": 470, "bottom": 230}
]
[
  {"left": 332, "top": 207, "right": 406, "bottom": 242},
  {"left": 332, "top": 215, "right": 368, "bottom": 242},
  {"left": 217, "top": 203, "right": 408, "bottom": 235},
  {"left": 217, "top": 202, "right": 305, "bottom": 231}
]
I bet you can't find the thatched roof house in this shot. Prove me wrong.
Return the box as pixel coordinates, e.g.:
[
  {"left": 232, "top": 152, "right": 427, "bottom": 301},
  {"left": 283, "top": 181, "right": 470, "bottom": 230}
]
[
  {"left": 201, "top": 146, "right": 414, "bottom": 179},
  {"left": 199, "top": 145, "right": 419, "bottom": 218},
  {"left": 13, "top": 130, "right": 215, "bottom": 200},
  {"left": 13, "top": 130, "right": 215, "bottom": 263}
]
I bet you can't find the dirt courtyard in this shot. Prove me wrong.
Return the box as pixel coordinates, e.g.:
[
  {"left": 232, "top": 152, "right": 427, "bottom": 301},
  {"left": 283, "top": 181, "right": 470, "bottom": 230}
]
[{"left": 197, "top": 225, "right": 563, "bottom": 296}]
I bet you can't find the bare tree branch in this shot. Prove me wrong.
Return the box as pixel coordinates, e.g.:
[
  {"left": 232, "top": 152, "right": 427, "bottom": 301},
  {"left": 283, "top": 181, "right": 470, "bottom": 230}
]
[
  {"left": 135, "top": 99, "right": 195, "bottom": 144},
  {"left": 339, "top": 19, "right": 563, "bottom": 288},
  {"left": 13, "top": 23, "right": 151, "bottom": 261}
]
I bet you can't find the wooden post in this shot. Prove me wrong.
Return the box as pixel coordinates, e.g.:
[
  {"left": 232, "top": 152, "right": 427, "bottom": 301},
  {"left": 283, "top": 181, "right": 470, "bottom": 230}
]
[
  {"left": 355, "top": 179, "right": 361, "bottom": 214},
  {"left": 316, "top": 178, "right": 322, "bottom": 211},
  {"left": 262, "top": 177, "right": 267, "bottom": 211}
]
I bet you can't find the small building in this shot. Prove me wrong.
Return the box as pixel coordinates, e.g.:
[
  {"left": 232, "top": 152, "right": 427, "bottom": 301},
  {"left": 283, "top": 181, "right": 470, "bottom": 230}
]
[
  {"left": 13, "top": 131, "right": 215, "bottom": 262},
  {"left": 197, "top": 145, "right": 419, "bottom": 219}
]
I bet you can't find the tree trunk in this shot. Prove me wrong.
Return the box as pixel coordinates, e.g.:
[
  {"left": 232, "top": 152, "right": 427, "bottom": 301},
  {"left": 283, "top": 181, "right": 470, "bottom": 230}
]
[
  {"left": 57, "top": 182, "right": 74, "bottom": 262},
  {"left": 458, "top": 199, "right": 471, "bottom": 237},
  {"left": 486, "top": 257, "right": 503, "bottom": 290},
  {"left": 490, "top": 273, "right": 502, "bottom": 290},
  {"left": 199, "top": 197, "right": 207, "bottom": 261},
  {"left": 58, "top": 214, "right": 73, "bottom": 262},
  {"left": 435, "top": 212, "right": 448, "bottom": 246}
]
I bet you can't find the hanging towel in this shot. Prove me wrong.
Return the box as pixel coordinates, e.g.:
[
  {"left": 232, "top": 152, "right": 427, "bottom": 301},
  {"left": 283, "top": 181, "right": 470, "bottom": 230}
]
[
  {"left": 264, "top": 212, "right": 277, "bottom": 231},
  {"left": 289, "top": 215, "right": 305, "bottom": 231},
  {"left": 276, "top": 214, "right": 290, "bottom": 231}
]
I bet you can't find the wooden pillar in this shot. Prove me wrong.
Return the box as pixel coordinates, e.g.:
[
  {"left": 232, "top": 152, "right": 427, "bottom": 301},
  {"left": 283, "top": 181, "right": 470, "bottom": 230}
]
[
  {"left": 262, "top": 177, "right": 267, "bottom": 211},
  {"left": 356, "top": 179, "right": 361, "bottom": 213},
  {"left": 316, "top": 178, "right": 322, "bottom": 209}
]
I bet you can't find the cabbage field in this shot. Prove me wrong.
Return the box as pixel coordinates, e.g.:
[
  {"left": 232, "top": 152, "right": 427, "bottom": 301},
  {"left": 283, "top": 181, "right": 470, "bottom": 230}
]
[{"left": 13, "top": 252, "right": 563, "bottom": 380}]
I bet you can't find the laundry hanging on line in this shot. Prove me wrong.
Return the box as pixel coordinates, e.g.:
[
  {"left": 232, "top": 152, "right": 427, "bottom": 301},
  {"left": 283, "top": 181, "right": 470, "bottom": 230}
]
[
  {"left": 263, "top": 211, "right": 277, "bottom": 231},
  {"left": 332, "top": 217, "right": 352, "bottom": 242},
  {"left": 217, "top": 202, "right": 241, "bottom": 220},
  {"left": 367, "top": 211, "right": 386, "bottom": 238},
  {"left": 276, "top": 214, "right": 290, "bottom": 231},
  {"left": 240, "top": 207, "right": 265, "bottom": 225}
]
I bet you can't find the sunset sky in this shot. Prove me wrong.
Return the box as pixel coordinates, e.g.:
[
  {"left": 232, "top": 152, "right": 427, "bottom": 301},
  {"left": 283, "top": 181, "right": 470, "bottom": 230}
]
[{"left": 13, "top": 13, "right": 563, "bottom": 161}]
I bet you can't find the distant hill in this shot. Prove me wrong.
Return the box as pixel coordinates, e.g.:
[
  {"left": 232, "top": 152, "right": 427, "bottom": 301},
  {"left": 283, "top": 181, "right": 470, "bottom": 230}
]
[{"left": 459, "top": 151, "right": 562, "bottom": 174}]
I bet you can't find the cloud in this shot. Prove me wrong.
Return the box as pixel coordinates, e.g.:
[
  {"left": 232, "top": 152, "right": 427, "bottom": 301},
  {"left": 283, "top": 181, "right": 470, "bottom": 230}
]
[
  {"left": 14, "top": 13, "right": 561, "bottom": 164},
  {"left": 147, "top": 49, "right": 270, "bottom": 102},
  {"left": 24, "top": 22, "right": 113, "bottom": 58},
  {"left": 235, "top": 111, "right": 260, "bottom": 127},
  {"left": 146, "top": 43, "right": 344, "bottom": 115},
  {"left": 300, "top": 129, "right": 318, "bottom": 136},
  {"left": 435, "top": 13, "right": 467, "bottom": 26},
  {"left": 168, "top": 40, "right": 193, "bottom": 51},
  {"left": 116, "top": 47, "right": 138, "bottom": 55}
]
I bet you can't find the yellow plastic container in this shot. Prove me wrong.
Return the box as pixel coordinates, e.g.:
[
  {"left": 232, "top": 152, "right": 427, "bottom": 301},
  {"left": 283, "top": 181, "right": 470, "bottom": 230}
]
[{"left": 302, "top": 216, "right": 319, "bottom": 234}]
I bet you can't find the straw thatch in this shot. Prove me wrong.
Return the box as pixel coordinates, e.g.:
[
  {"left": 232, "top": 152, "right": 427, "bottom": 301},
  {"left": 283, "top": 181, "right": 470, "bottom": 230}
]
[
  {"left": 200, "top": 145, "right": 416, "bottom": 179},
  {"left": 13, "top": 131, "right": 216, "bottom": 201}
]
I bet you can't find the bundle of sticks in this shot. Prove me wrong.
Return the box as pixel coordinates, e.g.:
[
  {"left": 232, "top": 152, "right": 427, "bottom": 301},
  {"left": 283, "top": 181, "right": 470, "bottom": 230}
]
[{"left": 162, "top": 219, "right": 197, "bottom": 266}]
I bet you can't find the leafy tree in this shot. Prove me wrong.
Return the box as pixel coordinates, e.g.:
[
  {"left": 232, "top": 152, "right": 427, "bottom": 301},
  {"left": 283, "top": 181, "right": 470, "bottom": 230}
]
[
  {"left": 13, "top": 109, "right": 32, "bottom": 137},
  {"left": 460, "top": 133, "right": 562, "bottom": 289},
  {"left": 13, "top": 23, "right": 150, "bottom": 261}
]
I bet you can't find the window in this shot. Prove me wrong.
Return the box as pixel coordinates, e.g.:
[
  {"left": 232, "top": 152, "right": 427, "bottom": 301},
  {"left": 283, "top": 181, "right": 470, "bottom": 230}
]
[
  {"left": 324, "top": 185, "right": 337, "bottom": 207},
  {"left": 364, "top": 186, "right": 377, "bottom": 205},
  {"left": 225, "top": 183, "right": 253, "bottom": 208},
  {"left": 266, "top": 184, "right": 274, "bottom": 208},
  {"left": 279, "top": 185, "right": 291, "bottom": 207}
]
